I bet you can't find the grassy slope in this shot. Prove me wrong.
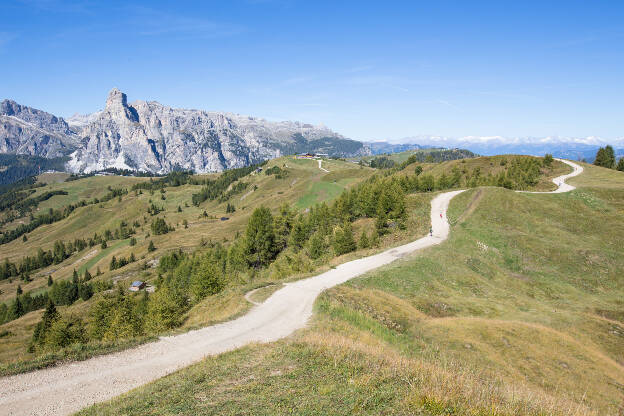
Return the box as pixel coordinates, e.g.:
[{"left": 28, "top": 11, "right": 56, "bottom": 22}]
[
  {"left": 0, "top": 157, "right": 373, "bottom": 365},
  {"left": 0, "top": 156, "right": 575, "bottom": 375},
  {"left": 80, "top": 163, "right": 624, "bottom": 416}
]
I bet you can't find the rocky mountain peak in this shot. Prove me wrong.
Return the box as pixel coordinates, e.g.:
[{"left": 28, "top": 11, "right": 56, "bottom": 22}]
[
  {"left": 105, "top": 88, "right": 138, "bottom": 122},
  {"left": 1, "top": 90, "right": 369, "bottom": 173}
]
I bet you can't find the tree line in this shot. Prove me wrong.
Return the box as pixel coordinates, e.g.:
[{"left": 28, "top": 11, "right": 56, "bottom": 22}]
[{"left": 594, "top": 145, "right": 624, "bottom": 171}]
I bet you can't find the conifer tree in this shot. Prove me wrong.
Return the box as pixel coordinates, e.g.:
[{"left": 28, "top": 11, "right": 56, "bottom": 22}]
[
  {"left": 333, "top": 223, "right": 356, "bottom": 256},
  {"left": 617, "top": 158, "right": 624, "bottom": 172},
  {"left": 148, "top": 240, "right": 156, "bottom": 252},
  {"left": 358, "top": 229, "right": 370, "bottom": 249},
  {"left": 16, "top": 284, "right": 22, "bottom": 296},
  {"left": 8, "top": 297, "right": 23, "bottom": 320},
  {"left": 289, "top": 215, "right": 308, "bottom": 250},
  {"left": 594, "top": 145, "right": 616, "bottom": 168},
  {"left": 245, "top": 207, "right": 277, "bottom": 268},
  {"left": 47, "top": 275, "right": 53, "bottom": 286},
  {"left": 32, "top": 300, "right": 60, "bottom": 347},
  {"left": 307, "top": 232, "right": 325, "bottom": 260},
  {"left": 110, "top": 256, "right": 117, "bottom": 271},
  {"left": 370, "top": 229, "right": 380, "bottom": 247}
]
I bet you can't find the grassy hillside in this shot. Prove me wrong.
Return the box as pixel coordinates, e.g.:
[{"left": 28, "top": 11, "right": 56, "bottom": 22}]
[
  {"left": 0, "top": 155, "right": 570, "bottom": 375},
  {"left": 79, "top": 163, "right": 623, "bottom": 415}
]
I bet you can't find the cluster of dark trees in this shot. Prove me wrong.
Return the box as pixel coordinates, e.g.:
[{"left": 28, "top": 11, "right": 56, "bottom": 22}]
[
  {"left": 0, "top": 154, "right": 68, "bottom": 186},
  {"left": 131, "top": 171, "right": 194, "bottom": 192},
  {"left": 109, "top": 253, "right": 137, "bottom": 271},
  {"left": 367, "top": 149, "right": 477, "bottom": 170},
  {"left": 0, "top": 269, "right": 109, "bottom": 327},
  {"left": 146, "top": 202, "right": 163, "bottom": 216},
  {"left": 594, "top": 145, "right": 624, "bottom": 171},
  {"left": 1, "top": 221, "right": 137, "bottom": 282},
  {"left": 150, "top": 218, "right": 173, "bottom": 235},
  {"left": 369, "top": 156, "right": 396, "bottom": 169},
  {"left": 218, "top": 181, "right": 249, "bottom": 203},
  {"left": 265, "top": 166, "right": 288, "bottom": 179},
  {"left": 191, "top": 163, "right": 265, "bottom": 206},
  {"left": 0, "top": 238, "right": 88, "bottom": 281}
]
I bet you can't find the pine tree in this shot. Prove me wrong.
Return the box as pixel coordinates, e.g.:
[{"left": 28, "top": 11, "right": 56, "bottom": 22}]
[
  {"left": 288, "top": 215, "right": 308, "bottom": 250},
  {"left": 594, "top": 146, "right": 616, "bottom": 168},
  {"left": 101, "top": 240, "right": 107, "bottom": 249},
  {"left": 617, "top": 158, "right": 624, "bottom": 172},
  {"left": 370, "top": 229, "right": 380, "bottom": 247},
  {"left": 16, "top": 284, "right": 22, "bottom": 296},
  {"left": 32, "top": 300, "right": 60, "bottom": 347},
  {"left": 307, "top": 232, "right": 325, "bottom": 260},
  {"left": 110, "top": 256, "right": 117, "bottom": 271},
  {"left": 83, "top": 270, "right": 92, "bottom": 281},
  {"left": 543, "top": 154, "right": 554, "bottom": 167},
  {"left": 358, "top": 229, "right": 370, "bottom": 249},
  {"left": 72, "top": 269, "right": 78, "bottom": 283},
  {"left": 47, "top": 275, "right": 53, "bottom": 287},
  {"left": 333, "top": 223, "right": 356, "bottom": 256},
  {"left": 8, "top": 297, "right": 24, "bottom": 320},
  {"left": 245, "top": 207, "right": 277, "bottom": 268},
  {"left": 148, "top": 240, "right": 156, "bottom": 252}
]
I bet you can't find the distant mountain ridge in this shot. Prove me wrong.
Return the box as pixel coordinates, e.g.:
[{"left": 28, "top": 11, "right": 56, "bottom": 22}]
[
  {"left": 0, "top": 89, "right": 369, "bottom": 174},
  {"left": 376, "top": 135, "right": 624, "bottom": 162}
]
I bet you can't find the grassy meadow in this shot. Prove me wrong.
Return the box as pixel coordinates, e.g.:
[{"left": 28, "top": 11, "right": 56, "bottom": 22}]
[
  {"left": 79, "top": 162, "right": 624, "bottom": 415},
  {"left": 0, "top": 155, "right": 577, "bottom": 379}
]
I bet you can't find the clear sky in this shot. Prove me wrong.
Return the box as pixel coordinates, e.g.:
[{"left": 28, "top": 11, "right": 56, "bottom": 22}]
[{"left": 1, "top": 0, "right": 622, "bottom": 141}]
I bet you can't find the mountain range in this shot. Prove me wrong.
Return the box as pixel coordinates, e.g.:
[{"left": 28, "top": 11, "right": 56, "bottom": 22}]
[
  {"left": 0, "top": 89, "right": 368, "bottom": 174},
  {"left": 372, "top": 135, "right": 624, "bottom": 161}
]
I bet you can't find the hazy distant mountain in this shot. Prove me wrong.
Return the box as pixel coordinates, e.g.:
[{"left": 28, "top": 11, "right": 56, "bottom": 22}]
[
  {"left": 365, "top": 141, "right": 437, "bottom": 155},
  {"left": 386, "top": 135, "right": 624, "bottom": 162},
  {"left": 0, "top": 89, "right": 369, "bottom": 174}
]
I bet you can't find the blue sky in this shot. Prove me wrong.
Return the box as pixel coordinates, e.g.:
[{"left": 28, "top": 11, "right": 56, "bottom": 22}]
[{"left": 1, "top": 0, "right": 622, "bottom": 141}]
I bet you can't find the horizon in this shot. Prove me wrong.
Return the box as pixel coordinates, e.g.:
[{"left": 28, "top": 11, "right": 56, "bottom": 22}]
[{"left": 1, "top": 0, "right": 623, "bottom": 142}]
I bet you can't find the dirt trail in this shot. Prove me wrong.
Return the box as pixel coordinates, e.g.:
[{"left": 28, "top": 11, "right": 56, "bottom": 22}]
[{"left": 0, "top": 160, "right": 583, "bottom": 416}]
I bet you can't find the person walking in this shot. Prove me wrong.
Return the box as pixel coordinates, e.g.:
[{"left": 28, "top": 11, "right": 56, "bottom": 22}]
[{"left": 430, "top": 226, "right": 433, "bottom": 237}]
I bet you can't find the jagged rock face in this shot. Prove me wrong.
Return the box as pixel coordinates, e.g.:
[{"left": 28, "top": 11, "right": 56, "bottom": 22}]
[
  {"left": 1, "top": 89, "right": 369, "bottom": 173},
  {"left": 0, "top": 100, "right": 77, "bottom": 157}
]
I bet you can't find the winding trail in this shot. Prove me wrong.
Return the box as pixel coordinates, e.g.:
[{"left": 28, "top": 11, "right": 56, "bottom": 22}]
[
  {"left": 0, "top": 159, "right": 583, "bottom": 416},
  {"left": 318, "top": 159, "right": 329, "bottom": 172}
]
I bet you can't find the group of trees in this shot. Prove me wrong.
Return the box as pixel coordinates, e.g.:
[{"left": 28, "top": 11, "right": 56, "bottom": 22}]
[
  {"left": 0, "top": 154, "right": 67, "bottom": 186},
  {"left": 0, "top": 238, "right": 89, "bottom": 281},
  {"left": 191, "top": 163, "right": 264, "bottom": 206},
  {"left": 110, "top": 253, "right": 137, "bottom": 271},
  {"left": 264, "top": 166, "right": 288, "bottom": 179},
  {"left": 0, "top": 269, "right": 105, "bottom": 326},
  {"left": 594, "top": 145, "right": 624, "bottom": 171},
  {"left": 150, "top": 218, "right": 173, "bottom": 235}
]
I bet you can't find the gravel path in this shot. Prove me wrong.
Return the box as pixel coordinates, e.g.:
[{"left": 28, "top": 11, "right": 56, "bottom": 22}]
[{"left": 0, "top": 160, "right": 583, "bottom": 416}]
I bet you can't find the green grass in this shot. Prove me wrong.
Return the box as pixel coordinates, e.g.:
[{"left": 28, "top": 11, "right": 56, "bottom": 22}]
[
  {"left": 77, "top": 239, "right": 130, "bottom": 274},
  {"left": 296, "top": 180, "right": 346, "bottom": 209},
  {"left": 80, "top": 163, "right": 624, "bottom": 416}
]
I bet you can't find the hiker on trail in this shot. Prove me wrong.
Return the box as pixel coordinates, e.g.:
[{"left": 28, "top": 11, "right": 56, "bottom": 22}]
[
  {"left": 440, "top": 213, "right": 443, "bottom": 219},
  {"left": 430, "top": 226, "right": 433, "bottom": 236}
]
